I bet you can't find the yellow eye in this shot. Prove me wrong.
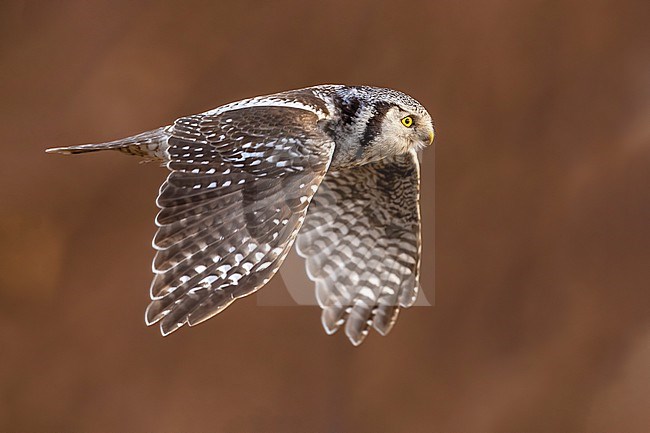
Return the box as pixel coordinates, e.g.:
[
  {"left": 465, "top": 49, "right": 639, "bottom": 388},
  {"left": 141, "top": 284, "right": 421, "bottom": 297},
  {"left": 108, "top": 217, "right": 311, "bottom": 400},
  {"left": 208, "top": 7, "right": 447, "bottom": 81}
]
[{"left": 401, "top": 116, "right": 414, "bottom": 127}]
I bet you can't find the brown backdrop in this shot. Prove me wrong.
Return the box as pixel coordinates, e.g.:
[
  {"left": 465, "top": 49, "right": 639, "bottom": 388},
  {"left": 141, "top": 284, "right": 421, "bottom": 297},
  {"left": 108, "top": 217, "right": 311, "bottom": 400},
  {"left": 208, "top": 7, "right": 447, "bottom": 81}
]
[{"left": 1, "top": 1, "right": 649, "bottom": 432}]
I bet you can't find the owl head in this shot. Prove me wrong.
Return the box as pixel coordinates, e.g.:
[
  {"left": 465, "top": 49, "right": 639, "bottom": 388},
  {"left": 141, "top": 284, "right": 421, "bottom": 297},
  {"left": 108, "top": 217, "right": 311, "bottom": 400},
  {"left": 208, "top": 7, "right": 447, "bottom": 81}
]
[{"left": 332, "top": 86, "right": 434, "bottom": 165}]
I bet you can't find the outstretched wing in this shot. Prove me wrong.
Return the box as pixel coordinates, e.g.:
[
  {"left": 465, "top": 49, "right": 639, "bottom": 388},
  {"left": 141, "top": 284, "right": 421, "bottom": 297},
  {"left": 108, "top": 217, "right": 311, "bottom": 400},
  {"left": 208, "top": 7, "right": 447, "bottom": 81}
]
[
  {"left": 146, "top": 106, "right": 335, "bottom": 335},
  {"left": 295, "top": 150, "right": 421, "bottom": 345}
]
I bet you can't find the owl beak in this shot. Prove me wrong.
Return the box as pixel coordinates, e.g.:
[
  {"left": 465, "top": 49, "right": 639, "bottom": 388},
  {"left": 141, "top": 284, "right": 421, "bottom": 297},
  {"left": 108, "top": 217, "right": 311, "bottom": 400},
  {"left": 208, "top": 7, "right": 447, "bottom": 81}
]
[{"left": 421, "top": 127, "right": 434, "bottom": 146}]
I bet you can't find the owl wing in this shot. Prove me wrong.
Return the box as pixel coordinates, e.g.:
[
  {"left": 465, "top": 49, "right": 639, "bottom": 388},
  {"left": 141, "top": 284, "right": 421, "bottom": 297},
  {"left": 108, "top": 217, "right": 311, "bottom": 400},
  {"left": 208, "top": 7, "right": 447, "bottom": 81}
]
[
  {"left": 295, "top": 150, "right": 422, "bottom": 345},
  {"left": 145, "top": 106, "right": 335, "bottom": 335}
]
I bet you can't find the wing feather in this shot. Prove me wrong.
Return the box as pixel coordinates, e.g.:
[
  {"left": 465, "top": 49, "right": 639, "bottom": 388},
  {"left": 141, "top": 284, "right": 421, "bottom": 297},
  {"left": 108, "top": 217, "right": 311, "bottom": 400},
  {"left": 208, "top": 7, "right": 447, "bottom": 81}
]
[
  {"left": 145, "top": 106, "right": 334, "bottom": 335},
  {"left": 296, "top": 150, "right": 421, "bottom": 345}
]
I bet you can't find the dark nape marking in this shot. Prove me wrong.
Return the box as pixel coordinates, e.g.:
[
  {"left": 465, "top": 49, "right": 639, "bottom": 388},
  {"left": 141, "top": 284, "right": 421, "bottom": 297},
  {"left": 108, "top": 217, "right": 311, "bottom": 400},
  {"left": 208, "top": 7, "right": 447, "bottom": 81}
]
[
  {"left": 337, "top": 95, "right": 361, "bottom": 126},
  {"left": 361, "top": 101, "right": 392, "bottom": 147}
]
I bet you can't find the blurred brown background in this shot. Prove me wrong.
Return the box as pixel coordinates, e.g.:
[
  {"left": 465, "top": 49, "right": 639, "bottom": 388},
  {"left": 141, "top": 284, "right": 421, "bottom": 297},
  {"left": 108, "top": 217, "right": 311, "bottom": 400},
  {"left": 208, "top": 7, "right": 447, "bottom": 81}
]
[{"left": 1, "top": 0, "right": 649, "bottom": 431}]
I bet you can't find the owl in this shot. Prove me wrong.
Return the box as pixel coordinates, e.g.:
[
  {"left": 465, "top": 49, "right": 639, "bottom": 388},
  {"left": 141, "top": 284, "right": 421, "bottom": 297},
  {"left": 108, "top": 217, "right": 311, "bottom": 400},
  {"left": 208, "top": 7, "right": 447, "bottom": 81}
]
[{"left": 47, "top": 85, "right": 434, "bottom": 345}]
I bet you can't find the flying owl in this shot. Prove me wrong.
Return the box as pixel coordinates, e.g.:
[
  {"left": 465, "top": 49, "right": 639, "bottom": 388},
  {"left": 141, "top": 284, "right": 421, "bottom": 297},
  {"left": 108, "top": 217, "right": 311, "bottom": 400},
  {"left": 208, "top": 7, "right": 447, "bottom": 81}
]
[{"left": 47, "top": 85, "right": 434, "bottom": 345}]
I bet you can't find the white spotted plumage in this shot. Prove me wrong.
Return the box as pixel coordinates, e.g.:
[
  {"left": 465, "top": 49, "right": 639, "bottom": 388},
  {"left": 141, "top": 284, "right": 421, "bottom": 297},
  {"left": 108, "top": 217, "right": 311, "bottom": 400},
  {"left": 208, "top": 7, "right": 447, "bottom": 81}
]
[{"left": 47, "top": 84, "right": 434, "bottom": 345}]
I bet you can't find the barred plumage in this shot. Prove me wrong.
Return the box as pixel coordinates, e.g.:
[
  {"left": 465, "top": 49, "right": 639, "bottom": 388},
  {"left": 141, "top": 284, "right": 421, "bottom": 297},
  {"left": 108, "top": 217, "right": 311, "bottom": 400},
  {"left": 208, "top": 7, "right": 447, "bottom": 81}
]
[
  {"left": 47, "top": 84, "right": 434, "bottom": 345},
  {"left": 296, "top": 151, "right": 421, "bottom": 345}
]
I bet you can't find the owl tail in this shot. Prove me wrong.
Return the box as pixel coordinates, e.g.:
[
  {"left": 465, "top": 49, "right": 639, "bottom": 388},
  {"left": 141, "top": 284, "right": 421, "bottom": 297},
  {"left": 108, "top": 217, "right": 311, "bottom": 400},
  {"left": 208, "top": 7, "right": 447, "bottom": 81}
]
[{"left": 46, "top": 127, "right": 168, "bottom": 160}]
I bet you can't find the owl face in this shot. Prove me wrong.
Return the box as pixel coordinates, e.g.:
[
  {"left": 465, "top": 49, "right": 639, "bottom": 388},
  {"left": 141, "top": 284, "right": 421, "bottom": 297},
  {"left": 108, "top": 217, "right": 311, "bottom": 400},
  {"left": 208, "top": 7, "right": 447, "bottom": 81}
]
[{"left": 377, "top": 104, "right": 434, "bottom": 156}]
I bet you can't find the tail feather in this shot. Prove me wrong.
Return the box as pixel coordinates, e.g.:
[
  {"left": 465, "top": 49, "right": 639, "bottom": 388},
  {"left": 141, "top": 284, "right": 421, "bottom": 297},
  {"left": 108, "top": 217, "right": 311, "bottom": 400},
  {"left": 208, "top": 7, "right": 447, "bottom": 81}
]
[{"left": 46, "top": 127, "right": 169, "bottom": 159}]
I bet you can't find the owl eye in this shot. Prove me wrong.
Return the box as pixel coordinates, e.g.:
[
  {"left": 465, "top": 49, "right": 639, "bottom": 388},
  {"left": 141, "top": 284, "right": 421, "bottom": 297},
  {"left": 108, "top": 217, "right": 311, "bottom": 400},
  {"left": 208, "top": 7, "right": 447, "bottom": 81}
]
[{"left": 401, "top": 116, "right": 414, "bottom": 128}]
